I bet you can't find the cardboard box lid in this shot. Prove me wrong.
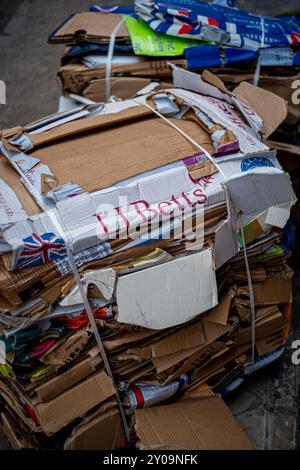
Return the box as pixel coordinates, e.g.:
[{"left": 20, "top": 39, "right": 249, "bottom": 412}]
[
  {"left": 49, "top": 12, "right": 129, "bottom": 43},
  {"left": 116, "top": 249, "right": 218, "bottom": 329},
  {"left": 136, "top": 396, "right": 253, "bottom": 450},
  {"left": 35, "top": 369, "right": 115, "bottom": 435},
  {"left": 4, "top": 108, "right": 213, "bottom": 194}
]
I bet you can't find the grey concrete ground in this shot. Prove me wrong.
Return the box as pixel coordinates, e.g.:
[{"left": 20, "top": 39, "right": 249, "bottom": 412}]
[{"left": 0, "top": 0, "right": 300, "bottom": 450}]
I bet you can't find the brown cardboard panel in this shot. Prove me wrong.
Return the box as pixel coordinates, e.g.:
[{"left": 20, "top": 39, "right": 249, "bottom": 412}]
[
  {"left": 233, "top": 81, "right": 288, "bottom": 138},
  {"left": 64, "top": 405, "right": 123, "bottom": 450},
  {"left": 151, "top": 292, "right": 232, "bottom": 373},
  {"left": 267, "top": 140, "right": 300, "bottom": 156},
  {"left": 0, "top": 154, "right": 40, "bottom": 216},
  {"left": 0, "top": 381, "right": 41, "bottom": 432},
  {"left": 0, "top": 412, "right": 34, "bottom": 449},
  {"left": 215, "top": 72, "right": 300, "bottom": 125},
  {"left": 28, "top": 106, "right": 152, "bottom": 147},
  {"left": 201, "top": 71, "right": 288, "bottom": 138},
  {"left": 49, "top": 12, "right": 129, "bottom": 43},
  {"left": 256, "top": 331, "right": 286, "bottom": 356},
  {"left": 104, "top": 329, "right": 158, "bottom": 352},
  {"left": 83, "top": 77, "right": 154, "bottom": 102},
  {"left": 35, "top": 370, "right": 115, "bottom": 435},
  {"left": 151, "top": 322, "right": 205, "bottom": 358},
  {"left": 29, "top": 115, "right": 213, "bottom": 193},
  {"left": 237, "top": 278, "right": 292, "bottom": 304},
  {"left": 35, "top": 354, "right": 102, "bottom": 402},
  {"left": 253, "top": 278, "right": 292, "bottom": 304},
  {"left": 136, "top": 397, "right": 253, "bottom": 450},
  {"left": 236, "top": 310, "right": 287, "bottom": 346}
]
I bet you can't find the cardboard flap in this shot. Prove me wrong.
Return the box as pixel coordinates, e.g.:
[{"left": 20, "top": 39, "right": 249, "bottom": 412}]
[
  {"left": 35, "top": 370, "right": 115, "bottom": 435},
  {"left": 151, "top": 322, "right": 206, "bottom": 358},
  {"left": 136, "top": 397, "right": 253, "bottom": 450},
  {"left": 233, "top": 81, "right": 288, "bottom": 138},
  {"left": 225, "top": 171, "right": 295, "bottom": 216},
  {"left": 25, "top": 106, "right": 152, "bottom": 149},
  {"left": 49, "top": 12, "right": 129, "bottom": 43},
  {"left": 204, "top": 288, "right": 235, "bottom": 326},
  {"left": 266, "top": 140, "right": 300, "bottom": 156},
  {"left": 172, "top": 66, "right": 231, "bottom": 103},
  {"left": 116, "top": 249, "right": 218, "bottom": 329},
  {"left": 202, "top": 69, "right": 232, "bottom": 96},
  {"left": 64, "top": 404, "right": 123, "bottom": 450},
  {"left": 0, "top": 412, "right": 34, "bottom": 449}
]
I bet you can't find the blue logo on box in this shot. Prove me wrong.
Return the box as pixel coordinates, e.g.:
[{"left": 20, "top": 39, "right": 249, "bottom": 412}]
[{"left": 241, "top": 157, "right": 275, "bottom": 172}]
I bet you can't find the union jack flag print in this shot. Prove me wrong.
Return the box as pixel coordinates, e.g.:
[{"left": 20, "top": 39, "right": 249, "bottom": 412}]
[{"left": 16, "top": 232, "right": 66, "bottom": 270}]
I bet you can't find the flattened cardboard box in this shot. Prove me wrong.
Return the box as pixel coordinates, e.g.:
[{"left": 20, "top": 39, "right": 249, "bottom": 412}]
[
  {"left": 116, "top": 249, "right": 218, "bottom": 329},
  {"left": 238, "top": 278, "right": 292, "bottom": 305},
  {"left": 35, "top": 352, "right": 102, "bottom": 402},
  {"left": 64, "top": 400, "right": 123, "bottom": 450},
  {"left": 0, "top": 412, "right": 34, "bottom": 449},
  {"left": 136, "top": 396, "right": 253, "bottom": 450},
  {"left": 49, "top": 12, "right": 130, "bottom": 44},
  {"left": 35, "top": 369, "right": 115, "bottom": 435}
]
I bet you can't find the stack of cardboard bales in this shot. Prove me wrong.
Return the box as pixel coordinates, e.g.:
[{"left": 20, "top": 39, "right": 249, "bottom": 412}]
[
  {"left": 48, "top": 4, "right": 300, "bottom": 129},
  {"left": 0, "top": 67, "right": 296, "bottom": 449},
  {"left": 48, "top": 10, "right": 181, "bottom": 102}
]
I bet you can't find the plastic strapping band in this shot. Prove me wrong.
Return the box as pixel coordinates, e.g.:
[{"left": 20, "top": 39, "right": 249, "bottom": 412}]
[
  {"left": 240, "top": 213, "right": 256, "bottom": 364},
  {"left": 106, "top": 18, "right": 126, "bottom": 101},
  {"left": 4, "top": 154, "right": 131, "bottom": 442},
  {"left": 143, "top": 101, "right": 254, "bottom": 361},
  {"left": 139, "top": 100, "right": 226, "bottom": 179},
  {"left": 253, "top": 16, "right": 265, "bottom": 87}
]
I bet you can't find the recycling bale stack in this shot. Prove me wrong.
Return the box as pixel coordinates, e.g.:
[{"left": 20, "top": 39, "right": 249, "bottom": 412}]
[
  {"left": 48, "top": 0, "right": 300, "bottom": 128},
  {"left": 0, "top": 69, "right": 296, "bottom": 449}
]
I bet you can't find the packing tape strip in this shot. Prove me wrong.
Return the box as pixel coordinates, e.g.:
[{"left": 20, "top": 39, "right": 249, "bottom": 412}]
[
  {"left": 139, "top": 99, "right": 226, "bottom": 178},
  {"left": 3, "top": 153, "right": 131, "bottom": 442},
  {"left": 106, "top": 17, "right": 126, "bottom": 101}
]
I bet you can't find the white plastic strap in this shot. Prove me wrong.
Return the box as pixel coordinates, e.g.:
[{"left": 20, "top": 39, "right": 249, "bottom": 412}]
[
  {"left": 240, "top": 214, "right": 256, "bottom": 364},
  {"left": 139, "top": 100, "right": 226, "bottom": 179},
  {"left": 253, "top": 16, "right": 265, "bottom": 87},
  {"left": 106, "top": 18, "right": 126, "bottom": 101},
  {"left": 5, "top": 155, "right": 131, "bottom": 442}
]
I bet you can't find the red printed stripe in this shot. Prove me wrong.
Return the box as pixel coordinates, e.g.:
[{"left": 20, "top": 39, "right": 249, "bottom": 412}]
[
  {"left": 24, "top": 403, "right": 39, "bottom": 424},
  {"left": 178, "top": 10, "right": 189, "bottom": 17},
  {"left": 131, "top": 385, "right": 145, "bottom": 408},
  {"left": 178, "top": 24, "right": 193, "bottom": 35},
  {"left": 291, "top": 32, "right": 300, "bottom": 45},
  {"left": 208, "top": 17, "right": 218, "bottom": 26}
]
